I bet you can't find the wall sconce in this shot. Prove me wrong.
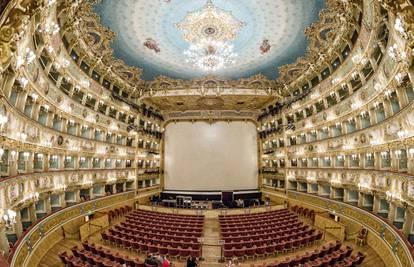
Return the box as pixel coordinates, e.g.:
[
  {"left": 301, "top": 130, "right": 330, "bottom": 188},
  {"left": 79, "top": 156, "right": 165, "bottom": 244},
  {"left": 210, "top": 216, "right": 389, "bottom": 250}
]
[
  {"left": 384, "top": 90, "right": 392, "bottom": 99},
  {"left": 343, "top": 145, "right": 352, "bottom": 150},
  {"left": 0, "top": 114, "right": 8, "bottom": 126},
  {"left": 55, "top": 183, "right": 66, "bottom": 191},
  {"left": 23, "top": 152, "right": 30, "bottom": 160},
  {"left": 397, "top": 130, "right": 407, "bottom": 139},
  {"left": 380, "top": 151, "right": 390, "bottom": 158},
  {"left": 2, "top": 209, "right": 17, "bottom": 228}
]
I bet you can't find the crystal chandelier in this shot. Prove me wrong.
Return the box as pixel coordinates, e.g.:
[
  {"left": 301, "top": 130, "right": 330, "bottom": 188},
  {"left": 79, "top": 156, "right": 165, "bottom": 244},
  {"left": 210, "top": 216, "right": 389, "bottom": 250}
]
[
  {"left": 176, "top": 0, "right": 244, "bottom": 72},
  {"left": 184, "top": 38, "right": 237, "bottom": 71}
]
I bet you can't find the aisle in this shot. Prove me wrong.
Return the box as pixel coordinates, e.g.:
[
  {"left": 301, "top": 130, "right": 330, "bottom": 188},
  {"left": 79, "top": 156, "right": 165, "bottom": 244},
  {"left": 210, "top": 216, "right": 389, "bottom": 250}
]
[{"left": 200, "top": 217, "right": 223, "bottom": 265}]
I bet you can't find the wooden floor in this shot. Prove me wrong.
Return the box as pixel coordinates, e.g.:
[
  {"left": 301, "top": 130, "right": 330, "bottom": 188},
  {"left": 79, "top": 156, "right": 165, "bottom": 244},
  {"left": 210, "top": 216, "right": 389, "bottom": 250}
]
[{"left": 38, "top": 216, "right": 387, "bottom": 267}]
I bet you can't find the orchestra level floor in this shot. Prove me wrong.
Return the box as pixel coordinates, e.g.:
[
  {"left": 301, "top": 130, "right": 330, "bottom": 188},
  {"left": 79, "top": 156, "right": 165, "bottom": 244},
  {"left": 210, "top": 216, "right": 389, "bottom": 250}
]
[{"left": 39, "top": 217, "right": 386, "bottom": 267}]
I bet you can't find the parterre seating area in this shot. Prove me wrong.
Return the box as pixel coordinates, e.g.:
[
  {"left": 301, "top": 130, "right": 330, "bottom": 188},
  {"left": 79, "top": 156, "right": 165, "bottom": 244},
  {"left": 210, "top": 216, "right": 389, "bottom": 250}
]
[
  {"left": 59, "top": 242, "right": 145, "bottom": 267},
  {"left": 257, "top": 240, "right": 365, "bottom": 267},
  {"left": 220, "top": 209, "right": 323, "bottom": 260},
  {"left": 101, "top": 209, "right": 204, "bottom": 259}
]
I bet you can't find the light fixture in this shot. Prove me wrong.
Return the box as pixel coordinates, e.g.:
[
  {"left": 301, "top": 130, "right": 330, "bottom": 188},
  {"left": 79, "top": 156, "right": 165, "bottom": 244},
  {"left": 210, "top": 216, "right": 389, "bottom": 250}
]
[
  {"left": 184, "top": 39, "right": 237, "bottom": 71},
  {"left": 0, "top": 114, "right": 8, "bottom": 125},
  {"left": 397, "top": 130, "right": 407, "bottom": 139},
  {"left": 388, "top": 43, "right": 407, "bottom": 62},
  {"left": 18, "top": 77, "right": 29, "bottom": 88},
  {"left": 2, "top": 209, "right": 16, "bottom": 228}
]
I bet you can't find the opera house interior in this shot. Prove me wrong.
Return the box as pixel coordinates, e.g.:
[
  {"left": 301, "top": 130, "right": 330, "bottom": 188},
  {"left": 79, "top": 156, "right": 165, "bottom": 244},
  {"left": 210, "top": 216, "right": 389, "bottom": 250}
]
[{"left": 1, "top": 0, "right": 414, "bottom": 266}]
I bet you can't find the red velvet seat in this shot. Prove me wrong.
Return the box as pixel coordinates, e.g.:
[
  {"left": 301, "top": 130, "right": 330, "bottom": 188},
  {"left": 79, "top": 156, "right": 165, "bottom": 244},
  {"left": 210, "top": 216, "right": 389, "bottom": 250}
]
[{"left": 223, "top": 248, "right": 235, "bottom": 260}]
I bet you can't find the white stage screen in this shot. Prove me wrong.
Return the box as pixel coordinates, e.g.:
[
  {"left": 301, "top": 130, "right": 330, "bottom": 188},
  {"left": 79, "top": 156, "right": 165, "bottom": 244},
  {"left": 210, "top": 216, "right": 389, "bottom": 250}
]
[{"left": 164, "top": 121, "right": 258, "bottom": 191}]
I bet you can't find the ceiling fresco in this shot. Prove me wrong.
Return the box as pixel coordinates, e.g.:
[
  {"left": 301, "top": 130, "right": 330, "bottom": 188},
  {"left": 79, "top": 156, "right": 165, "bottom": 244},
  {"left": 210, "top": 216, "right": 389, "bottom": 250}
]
[{"left": 93, "top": 0, "right": 325, "bottom": 81}]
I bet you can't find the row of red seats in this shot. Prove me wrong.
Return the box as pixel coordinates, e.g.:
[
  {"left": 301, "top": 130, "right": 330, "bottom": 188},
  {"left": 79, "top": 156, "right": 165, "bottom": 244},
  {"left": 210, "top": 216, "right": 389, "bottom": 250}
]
[
  {"left": 219, "top": 209, "right": 291, "bottom": 220},
  {"left": 258, "top": 241, "right": 365, "bottom": 267},
  {"left": 123, "top": 219, "right": 202, "bottom": 233},
  {"left": 223, "top": 229, "right": 320, "bottom": 250},
  {"left": 222, "top": 222, "right": 305, "bottom": 236},
  {"left": 102, "top": 209, "right": 204, "bottom": 258},
  {"left": 108, "top": 206, "right": 133, "bottom": 223},
  {"left": 219, "top": 212, "right": 295, "bottom": 222},
  {"left": 222, "top": 226, "right": 315, "bottom": 241},
  {"left": 223, "top": 231, "right": 322, "bottom": 253},
  {"left": 59, "top": 243, "right": 147, "bottom": 267},
  {"left": 220, "top": 209, "right": 321, "bottom": 258},
  {"left": 102, "top": 232, "right": 201, "bottom": 259},
  {"left": 118, "top": 224, "right": 202, "bottom": 238},
  {"left": 221, "top": 220, "right": 302, "bottom": 235},
  {"left": 291, "top": 205, "right": 316, "bottom": 220},
  {"left": 125, "top": 215, "right": 203, "bottom": 227},
  {"left": 130, "top": 209, "right": 203, "bottom": 221},
  {"left": 107, "top": 227, "right": 201, "bottom": 245},
  {"left": 220, "top": 216, "right": 298, "bottom": 227}
]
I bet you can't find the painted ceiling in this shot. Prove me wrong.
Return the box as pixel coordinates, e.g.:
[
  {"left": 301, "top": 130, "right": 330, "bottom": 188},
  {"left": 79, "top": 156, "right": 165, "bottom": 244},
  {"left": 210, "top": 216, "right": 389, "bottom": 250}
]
[{"left": 94, "top": 0, "right": 325, "bottom": 81}]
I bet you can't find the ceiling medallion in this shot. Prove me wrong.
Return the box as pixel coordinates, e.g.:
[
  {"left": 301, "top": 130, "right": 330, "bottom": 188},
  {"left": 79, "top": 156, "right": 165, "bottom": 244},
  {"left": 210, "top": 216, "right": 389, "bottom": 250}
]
[{"left": 176, "top": 0, "right": 245, "bottom": 72}]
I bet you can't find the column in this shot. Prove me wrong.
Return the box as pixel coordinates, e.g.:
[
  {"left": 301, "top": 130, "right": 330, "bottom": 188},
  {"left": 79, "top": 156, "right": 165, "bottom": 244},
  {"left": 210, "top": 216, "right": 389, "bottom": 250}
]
[
  {"left": 8, "top": 150, "right": 17, "bottom": 177},
  {"left": 383, "top": 100, "right": 393, "bottom": 118},
  {"left": 373, "top": 195, "right": 381, "bottom": 213},
  {"left": 26, "top": 152, "right": 34, "bottom": 173},
  {"left": 1, "top": 72, "right": 17, "bottom": 99},
  {"left": 0, "top": 226, "right": 10, "bottom": 256},
  {"left": 403, "top": 208, "right": 414, "bottom": 236},
  {"left": 44, "top": 196, "right": 52, "bottom": 214},
  {"left": 357, "top": 192, "right": 364, "bottom": 207},
  {"left": 14, "top": 211, "right": 23, "bottom": 238},
  {"left": 396, "top": 86, "right": 409, "bottom": 108},
  {"left": 368, "top": 108, "right": 377, "bottom": 125},
  {"left": 15, "top": 91, "right": 28, "bottom": 112},
  {"left": 45, "top": 111, "right": 54, "bottom": 128},
  {"left": 390, "top": 150, "right": 398, "bottom": 172},
  {"left": 31, "top": 103, "right": 41, "bottom": 121},
  {"left": 388, "top": 203, "right": 396, "bottom": 223}
]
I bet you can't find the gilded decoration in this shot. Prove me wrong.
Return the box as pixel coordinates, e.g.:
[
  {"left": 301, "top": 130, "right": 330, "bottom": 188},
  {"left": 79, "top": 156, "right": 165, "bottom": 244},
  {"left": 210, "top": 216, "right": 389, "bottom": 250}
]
[
  {"left": 277, "top": 0, "right": 357, "bottom": 88},
  {"left": 0, "top": 0, "right": 40, "bottom": 72},
  {"left": 175, "top": 0, "right": 245, "bottom": 43},
  {"left": 55, "top": 0, "right": 365, "bottom": 97}
]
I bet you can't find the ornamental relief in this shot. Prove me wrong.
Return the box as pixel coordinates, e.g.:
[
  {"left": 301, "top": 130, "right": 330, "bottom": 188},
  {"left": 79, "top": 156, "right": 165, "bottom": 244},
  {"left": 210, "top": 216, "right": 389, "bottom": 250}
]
[{"left": 54, "top": 0, "right": 364, "bottom": 97}]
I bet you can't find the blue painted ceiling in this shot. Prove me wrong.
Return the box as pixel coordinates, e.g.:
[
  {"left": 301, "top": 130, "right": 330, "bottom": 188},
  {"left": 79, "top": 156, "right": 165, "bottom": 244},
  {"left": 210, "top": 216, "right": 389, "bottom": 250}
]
[{"left": 94, "top": 0, "right": 325, "bottom": 81}]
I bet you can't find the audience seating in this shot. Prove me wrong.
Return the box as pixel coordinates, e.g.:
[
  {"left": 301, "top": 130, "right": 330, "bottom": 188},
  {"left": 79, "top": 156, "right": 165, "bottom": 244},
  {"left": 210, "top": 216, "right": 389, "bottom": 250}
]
[
  {"left": 291, "top": 205, "right": 316, "bottom": 221},
  {"left": 102, "top": 209, "right": 203, "bottom": 259},
  {"left": 108, "top": 205, "right": 133, "bottom": 223},
  {"left": 258, "top": 240, "right": 365, "bottom": 267},
  {"left": 220, "top": 209, "right": 323, "bottom": 260},
  {"left": 59, "top": 242, "right": 145, "bottom": 267}
]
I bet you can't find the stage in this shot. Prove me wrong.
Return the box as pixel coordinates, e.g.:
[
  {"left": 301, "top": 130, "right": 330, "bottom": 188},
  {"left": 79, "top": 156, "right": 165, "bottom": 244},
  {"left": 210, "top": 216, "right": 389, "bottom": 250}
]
[{"left": 156, "top": 189, "right": 263, "bottom": 209}]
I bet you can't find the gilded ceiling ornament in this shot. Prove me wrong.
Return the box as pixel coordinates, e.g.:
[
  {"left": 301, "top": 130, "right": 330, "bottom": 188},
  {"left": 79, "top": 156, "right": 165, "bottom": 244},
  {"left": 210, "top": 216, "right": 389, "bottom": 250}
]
[{"left": 175, "top": 0, "right": 245, "bottom": 43}]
